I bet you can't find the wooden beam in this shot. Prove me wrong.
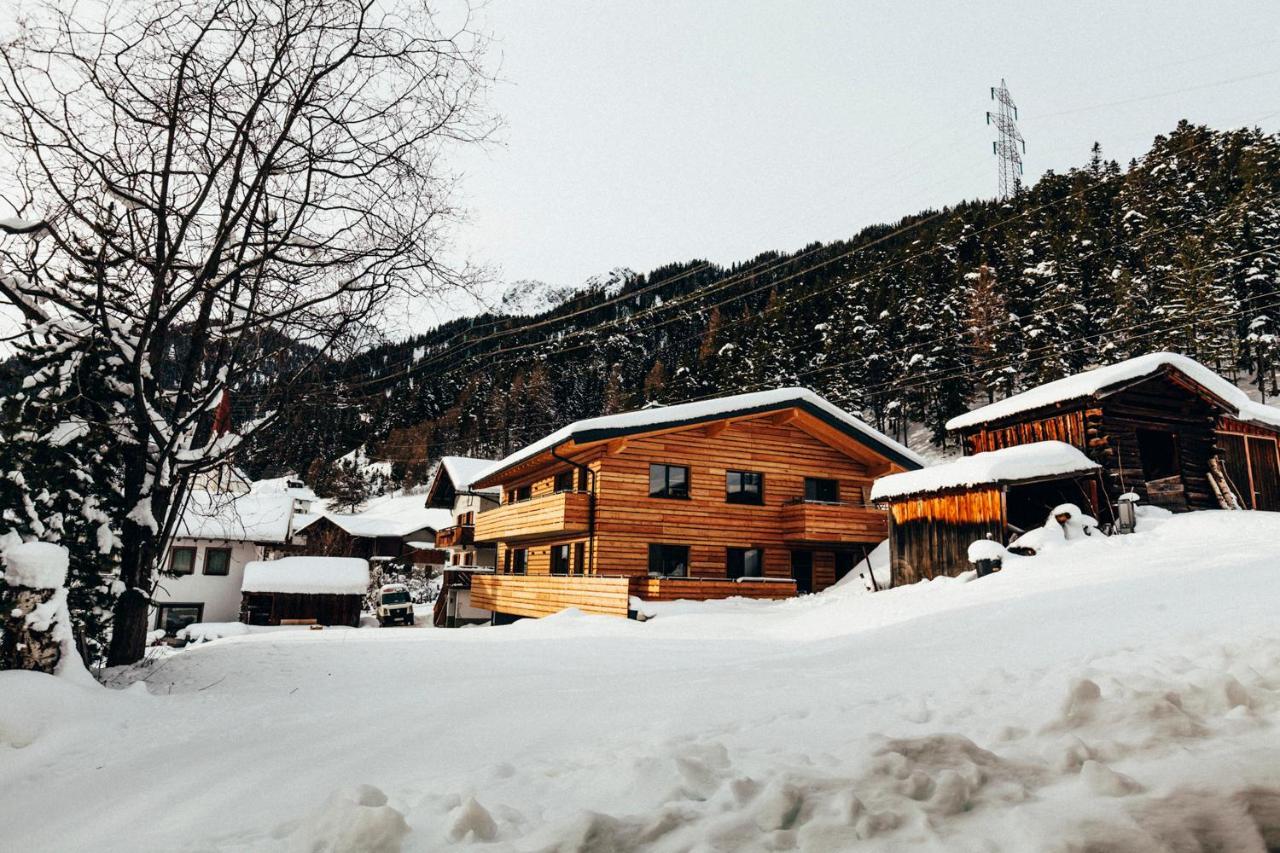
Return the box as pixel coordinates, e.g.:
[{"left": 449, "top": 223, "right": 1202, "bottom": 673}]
[
  {"left": 769, "top": 408, "right": 800, "bottom": 426},
  {"left": 705, "top": 420, "right": 732, "bottom": 438},
  {"left": 605, "top": 438, "right": 630, "bottom": 456}
]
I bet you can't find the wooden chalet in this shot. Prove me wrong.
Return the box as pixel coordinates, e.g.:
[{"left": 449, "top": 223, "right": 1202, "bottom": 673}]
[
  {"left": 465, "top": 388, "right": 925, "bottom": 621},
  {"left": 946, "top": 352, "right": 1280, "bottom": 514},
  {"left": 870, "top": 441, "right": 1103, "bottom": 585}
]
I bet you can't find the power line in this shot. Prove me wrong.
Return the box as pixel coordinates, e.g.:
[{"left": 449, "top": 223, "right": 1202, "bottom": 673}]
[{"left": 988, "top": 79, "right": 1026, "bottom": 200}]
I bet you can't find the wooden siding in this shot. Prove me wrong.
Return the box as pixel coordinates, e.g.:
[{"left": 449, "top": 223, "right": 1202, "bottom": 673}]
[
  {"left": 590, "top": 415, "right": 883, "bottom": 590},
  {"left": 239, "top": 592, "right": 362, "bottom": 628},
  {"left": 780, "top": 500, "right": 888, "bottom": 544},
  {"left": 966, "top": 410, "right": 1088, "bottom": 455},
  {"left": 628, "top": 577, "right": 797, "bottom": 601},
  {"left": 434, "top": 525, "right": 474, "bottom": 549},
  {"left": 887, "top": 488, "right": 1005, "bottom": 587},
  {"left": 470, "top": 574, "right": 631, "bottom": 618},
  {"left": 474, "top": 490, "right": 591, "bottom": 543}
]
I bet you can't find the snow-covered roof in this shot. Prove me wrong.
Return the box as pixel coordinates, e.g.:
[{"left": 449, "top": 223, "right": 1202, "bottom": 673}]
[
  {"left": 435, "top": 456, "right": 500, "bottom": 496},
  {"left": 176, "top": 490, "right": 298, "bottom": 543},
  {"left": 473, "top": 388, "right": 925, "bottom": 486},
  {"left": 241, "top": 557, "right": 369, "bottom": 595},
  {"left": 947, "top": 352, "right": 1280, "bottom": 431},
  {"left": 249, "top": 475, "right": 318, "bottom": 503},
  {"left": 870, "top": 441, "right": 1100, "bottom": 501},
  {"left": 306, "top": 495, "right": 453, "bottom": 539}
]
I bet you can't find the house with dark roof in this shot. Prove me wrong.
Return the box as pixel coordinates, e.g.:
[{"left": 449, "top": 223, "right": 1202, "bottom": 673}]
[{"left": 464, "top": 388, "right": 925, "bottom": 621}]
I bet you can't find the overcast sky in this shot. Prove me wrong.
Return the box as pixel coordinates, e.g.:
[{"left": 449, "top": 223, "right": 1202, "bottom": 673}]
[{"left": 398, "top": 0, "right": 1280, "bottom": 329}]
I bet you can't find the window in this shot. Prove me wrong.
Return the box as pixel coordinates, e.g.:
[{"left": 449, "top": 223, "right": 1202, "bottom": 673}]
[
  {"left": 574, "top": 542, "right": 586, "bottom": 575},
  {"left": 169, "top": 546, "right": 196, "bottom": 575},
  {"left": 804, "top": 477, "right": 839, "bottom": 503},
  {"left": 156, "top": 603, "right": 203, "bottom": 635},
  {"left": 791, "top": 550, "right": 814, "bottom": 595},
  {"left": 508, "top": 485, "right": 531, "bottom": 504},
  {"left": 648, "top": 544, "right": 689, "bottom": 577},
  {"left": 461, "top": 511, "right": 475, "bottom": 525},
  {"left": 726, "top": 547, "right": 764, "bottom": 579},
  {"left": 649, "top": 464, "right": 689, "bottom": 499},
  {"left": 1136, "top": 429, "right": 1181, "bottom": 481},
  {"left": 510, "top": 548, "right": 527, "bottom": 575},
  {"left": 577, "top": 467, "right": 591, "bottom": 491},
  {"left": 554, "top": 471, "right": 575, "bottom": 493},
  {"left": 202, "top": 547, "right": 231, "bottom": 576},
  {"left": 551, "top": 544, "right": 571, "bottom": 575},
  {"left": 726, "top": 470, "right": 764, "bottom": 505}
]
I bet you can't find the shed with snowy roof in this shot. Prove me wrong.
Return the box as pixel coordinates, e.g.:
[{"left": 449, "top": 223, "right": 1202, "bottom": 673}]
[
  {"left": 946, "top": 353, "right": 1280, "bottom": 514},
  {"left": 870, "top": 442, "right": 1103, "bottom": 585},
  {"left": 240, "top": 557, "right": 370, "bottom": 627}
]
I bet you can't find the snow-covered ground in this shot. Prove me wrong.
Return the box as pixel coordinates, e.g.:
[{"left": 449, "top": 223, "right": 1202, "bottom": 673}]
[{"left": 4, "top": 512, "right": 1280, "bottom": 852}]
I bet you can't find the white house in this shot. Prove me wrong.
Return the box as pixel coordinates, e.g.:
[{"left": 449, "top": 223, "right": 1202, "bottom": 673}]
[
  {"left": 150, "top": 484, "right": 311, "bottom": 635},
  {"left": 424, "top": 456, "right": 501, "bottom": 627}
]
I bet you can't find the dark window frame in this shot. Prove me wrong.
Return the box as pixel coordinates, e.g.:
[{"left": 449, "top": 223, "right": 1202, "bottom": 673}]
[
  {"left": 169, "top": 546, "right": 196, "bottom": 575},
  {"left": 649, "top": 463, "right": 690, "bottom": 500},
  {"left": 804, "top": 477, "right": 840, "bottom": 503},
  {"left": 508, "top": 485, "right": 532, "bottom": 504},
  {"left": 553, "top": 471, "right": 576, "bottom": 493},
  {"left": 202, "top": 547, "right": 232, "bottom": 576},
  {"left": 510, "top": 548, "right": 527, "bottom": 575},
  {"left": 550, "top": 543, "right": 571, "bottom": 576},
  {"left": 573, "top": 541, "right": 586, "bottom": 575},
  {"left": 726, "top": 470, "right": 765, "bottom": 505},
  {"left": 648, "top": 543, "right": 690, "bottom": 577},
  {"left": 156, "top": 602, "right": 204, "bottom": 635},
  {"left": 726, "top": 547, "right": 764, "bottom": 580}
]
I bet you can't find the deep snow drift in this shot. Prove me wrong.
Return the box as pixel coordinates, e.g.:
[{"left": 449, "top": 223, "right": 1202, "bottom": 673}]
[{"left": 3, "top": 512, "right": 1280, "bottom": 852}]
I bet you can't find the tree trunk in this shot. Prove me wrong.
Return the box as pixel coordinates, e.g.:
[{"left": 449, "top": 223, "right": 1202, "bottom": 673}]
[{"left": 106, "top": 586, "right": 150, "bottom": 666}]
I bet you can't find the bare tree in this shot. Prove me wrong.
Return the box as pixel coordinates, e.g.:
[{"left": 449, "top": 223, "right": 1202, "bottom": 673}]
[{"left": 0, "top": 0, "right": 492, "bottom": 664}]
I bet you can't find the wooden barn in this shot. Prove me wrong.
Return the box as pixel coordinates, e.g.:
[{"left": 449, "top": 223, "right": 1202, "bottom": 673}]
[
  {"left": 239, "top": 556, "right": 369, "bottom": 627},
  {"left": 870, "top": 441, "right": 1103, "bottom": 585},
  {"left": 946, "top": 353, "right": 1280, "bottom": 514}
]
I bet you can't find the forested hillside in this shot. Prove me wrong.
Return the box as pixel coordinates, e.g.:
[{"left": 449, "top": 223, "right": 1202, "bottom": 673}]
[{"left": 246, "top": 120, "right": 1280, "bottom": 481}]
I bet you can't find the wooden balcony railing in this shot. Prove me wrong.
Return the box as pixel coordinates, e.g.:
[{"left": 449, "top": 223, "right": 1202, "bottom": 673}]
[
  {"left": 473, "top": 490, "right": 591, "bottom": 543},
  {"left": 780, "top": 500, "right": 888, "bottom": 544},
  {"left": 434, "top": 525, "right": 474, "bottom": 549},
  {"left": 469, "top": 573, "right": 797, "bottom": 619}
]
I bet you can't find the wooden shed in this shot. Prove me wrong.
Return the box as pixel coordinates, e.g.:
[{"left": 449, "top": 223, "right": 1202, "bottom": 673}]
[
  {"left": 870, "top": 441, "right": 1103, "bottom": 586},
  {"left": 239, "top": 557, "right": 369, "bottom": 628},
  {"left": 946, "top": 353, "right": 1280, "bottom": 514}
]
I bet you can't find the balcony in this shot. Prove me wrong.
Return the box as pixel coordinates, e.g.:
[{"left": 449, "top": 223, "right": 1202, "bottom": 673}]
[
  {"left": 435, "top": 525, "right": 475, "bottom": 549},
  {"left": 473, "top": 490, "right": 591, "bottom": 543},
  {"left": 780, "top": 500, "right": 888, "bottom": 545}
]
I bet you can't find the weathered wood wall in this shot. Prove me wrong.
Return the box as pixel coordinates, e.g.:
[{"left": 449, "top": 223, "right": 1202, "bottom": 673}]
[
  {"left": 966, "top": 410, "right": 1088, "bottom": 455},
  {"left": 887, "top": 488, "right": 1005, "bottom": 586},
  {"left": 1217, "top": 417, "right": 1280, "bottom": 511},
  {"left": 240, "top": 592, "right": 362, "bottom": 627}
]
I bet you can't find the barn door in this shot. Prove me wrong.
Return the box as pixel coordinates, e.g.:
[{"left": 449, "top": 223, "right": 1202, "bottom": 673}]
[
  {"left": 1247, "top": 436, "right": 1280, "bottom": 511},
  {"left": 1218, "top": 433, "right": 1252, "bottom": 507}
]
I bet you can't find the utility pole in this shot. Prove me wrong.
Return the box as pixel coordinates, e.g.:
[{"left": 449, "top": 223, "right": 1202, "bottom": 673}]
[{"left": 987, "top": 79, "right": 1025, "bottom": 200}]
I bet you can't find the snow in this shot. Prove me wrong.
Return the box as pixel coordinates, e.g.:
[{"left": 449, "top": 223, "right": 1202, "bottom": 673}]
[
  {"left": 313, "top": 494, "right": 453, "bottom": 539},
  {"left": 477, "top": 387, "right": 926, "bottom": 485},
  {"left": 437, "top": 456, "right": 500, "bottom": 495},
  {"left": 1, "top": 541, "right": 69, "bottom": 589},
  {"left": 966, "top": 538, "right": 1007, "bottom": 562},
  {"left": 241, "top": 556, "right": 369, "bottom": 595},
  {"left": 947, "top": 351, "right": 1280, "bottom": 431},
  {"left": 870, "top": 440, "right": 1098, "bottom": 501},
  {"left": 177, "top": 489, "right": 300, "bottom": 543},
  {"left": 6, "top": 512, "right": 1280, "bottom": 850}
]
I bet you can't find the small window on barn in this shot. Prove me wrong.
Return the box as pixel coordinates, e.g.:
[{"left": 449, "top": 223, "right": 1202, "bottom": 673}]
[
  {"left": 649, "top": 464, "right": 689, "bottom": 499},
  {"left": 804, "top": 477, "right": 839, "bottom": 503},
  {"left": 726, "top": 547, "right": 764, "bottom": 579},
  {"left": 203, "top": 547, "right": 231, "bottom": 576},
  {"left": 1137, "top": 429, "right": 1181, "bottom": 480},
  {"left": 726, "top": 471, "right": 764, "bottom": 505},
  {"left": 648, "top": 544, "right": 689, "bottom": 577},
  {"left": 169, "top": 547, "right": 196, "bottom": 575}
]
